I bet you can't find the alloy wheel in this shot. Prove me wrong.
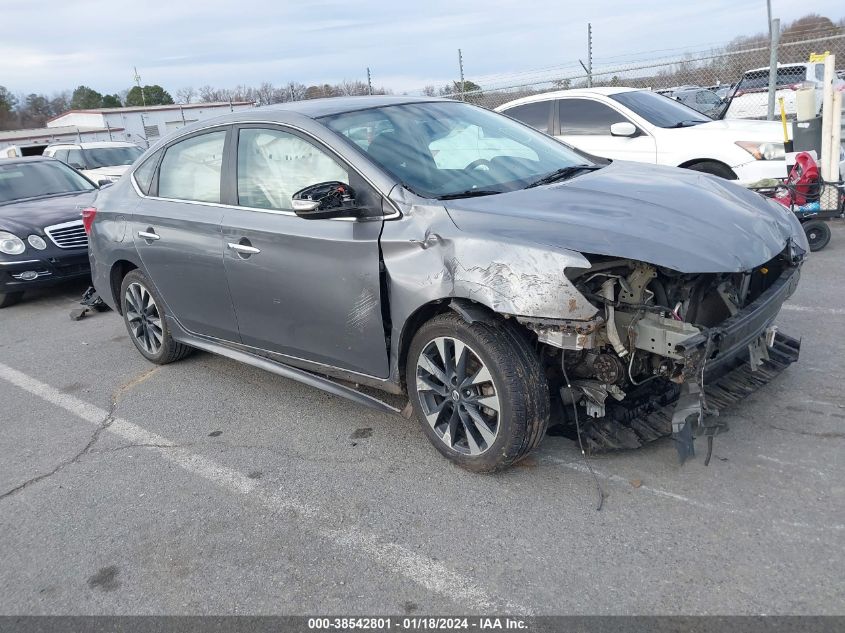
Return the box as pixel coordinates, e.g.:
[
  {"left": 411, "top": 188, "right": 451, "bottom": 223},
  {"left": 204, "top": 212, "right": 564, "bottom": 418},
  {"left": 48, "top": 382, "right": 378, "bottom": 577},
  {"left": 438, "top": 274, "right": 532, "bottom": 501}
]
[
  {"left": 415, "top": 336, "right": 500, "bottom": 455},
  {"left": 125, "top": 282, "right": 163, "bottom": 355}
]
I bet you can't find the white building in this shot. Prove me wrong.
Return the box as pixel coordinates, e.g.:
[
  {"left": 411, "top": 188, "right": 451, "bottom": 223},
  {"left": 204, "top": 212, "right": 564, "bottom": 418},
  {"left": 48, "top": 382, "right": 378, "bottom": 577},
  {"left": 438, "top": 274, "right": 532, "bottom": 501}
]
[
  {"left": 1, "top": 101, "right": 255, "bottom": 156},
  {"left": 48, "top": 101, "right": 255, "bottom": 148}
]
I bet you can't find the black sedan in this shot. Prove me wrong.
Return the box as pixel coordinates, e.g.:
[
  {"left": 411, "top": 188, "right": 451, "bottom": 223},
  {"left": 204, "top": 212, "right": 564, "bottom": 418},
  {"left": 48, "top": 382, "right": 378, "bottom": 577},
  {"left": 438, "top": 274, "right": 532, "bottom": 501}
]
[{"left": 0, "top": 157, "right": 97, "bottom": 308}]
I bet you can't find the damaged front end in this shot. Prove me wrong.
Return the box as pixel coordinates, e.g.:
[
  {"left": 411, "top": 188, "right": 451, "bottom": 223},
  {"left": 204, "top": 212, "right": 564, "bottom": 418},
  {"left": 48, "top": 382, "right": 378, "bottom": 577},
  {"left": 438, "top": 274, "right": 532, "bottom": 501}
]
[{"left": 520, "top": 245, "right": 804, "bottom": 463}]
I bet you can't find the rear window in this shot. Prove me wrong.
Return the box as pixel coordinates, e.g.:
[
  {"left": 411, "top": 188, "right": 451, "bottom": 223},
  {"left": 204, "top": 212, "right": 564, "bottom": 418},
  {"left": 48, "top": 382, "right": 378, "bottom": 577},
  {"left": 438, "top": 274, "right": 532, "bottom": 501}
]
[
  {"left": 739, "top": 67, "right": 807, "bottom": 90},
  {"left": 0, "top": 161, "right": 95, "bottom": 204}
]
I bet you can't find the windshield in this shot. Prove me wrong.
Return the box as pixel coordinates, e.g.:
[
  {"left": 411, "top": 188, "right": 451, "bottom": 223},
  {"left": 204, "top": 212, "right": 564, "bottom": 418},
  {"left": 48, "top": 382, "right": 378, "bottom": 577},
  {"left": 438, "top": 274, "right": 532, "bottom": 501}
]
[
  {"left": 610, "top": 90, "right": 710, "bottom": 127},
  {"left": 321, "top": 101, "right": 595, "bottom": 198},
  {"left": 82, "top": 146, "right": 142, "bottom": 168},
  {"left": 0, "top": 160, "right": 95, "bottom": 204}
]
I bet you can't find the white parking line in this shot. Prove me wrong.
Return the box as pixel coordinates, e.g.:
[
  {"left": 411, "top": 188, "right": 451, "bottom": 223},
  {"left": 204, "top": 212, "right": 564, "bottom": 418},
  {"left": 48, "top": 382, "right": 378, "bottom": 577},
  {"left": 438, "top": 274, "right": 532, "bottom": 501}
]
[
  {"left": 0, "top": 361, "right": 530, "bottom": 615},
  {"left": 782, "top": 304, "right": 845, "bottom": 316},
  {"left": 543, "top": 455, "right": 844, "bottom": 534}
]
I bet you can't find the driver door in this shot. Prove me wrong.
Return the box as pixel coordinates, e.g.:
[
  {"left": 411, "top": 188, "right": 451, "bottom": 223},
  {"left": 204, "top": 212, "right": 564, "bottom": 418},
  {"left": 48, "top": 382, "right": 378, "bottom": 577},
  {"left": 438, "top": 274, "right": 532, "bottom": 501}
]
[
  {"left": 555, "top": 97, "right": 656, "bottom": 163},
  {"left": 220, "top": 125, "right": 389, "bottom": 378}
]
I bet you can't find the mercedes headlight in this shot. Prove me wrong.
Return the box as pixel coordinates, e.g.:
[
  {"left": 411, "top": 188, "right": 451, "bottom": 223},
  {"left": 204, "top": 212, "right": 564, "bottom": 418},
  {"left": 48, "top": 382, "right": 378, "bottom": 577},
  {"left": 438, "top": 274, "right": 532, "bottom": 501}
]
[
  {"left": 0, "top": 231, "right": 26, "bottom": 255},
  {"left": 736, "top": 141, "right": 785, "bottom": 161}
]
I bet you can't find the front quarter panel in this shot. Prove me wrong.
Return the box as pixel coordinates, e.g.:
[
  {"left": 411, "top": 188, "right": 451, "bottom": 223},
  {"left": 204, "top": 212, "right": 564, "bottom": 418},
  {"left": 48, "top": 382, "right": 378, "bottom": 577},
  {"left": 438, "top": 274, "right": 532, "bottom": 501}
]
[{"left": 381, "top": 189, "right": 596, "bottom": 380}]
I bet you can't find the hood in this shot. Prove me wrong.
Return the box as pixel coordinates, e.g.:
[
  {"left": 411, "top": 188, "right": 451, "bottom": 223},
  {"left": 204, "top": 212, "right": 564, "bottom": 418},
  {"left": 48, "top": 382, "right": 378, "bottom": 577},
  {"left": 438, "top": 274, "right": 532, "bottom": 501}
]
[
  {"left": 0, "top": 190, "right": 96, "bottom": 236},
  {"left": 443, "top": 161, "right": 802, "bottom": 273},
  {"left": 82, "top": 165, "right": 131, "bottom": 181},
  {"left": 691, "top": 118, "right": 789, "bottom": 141}
]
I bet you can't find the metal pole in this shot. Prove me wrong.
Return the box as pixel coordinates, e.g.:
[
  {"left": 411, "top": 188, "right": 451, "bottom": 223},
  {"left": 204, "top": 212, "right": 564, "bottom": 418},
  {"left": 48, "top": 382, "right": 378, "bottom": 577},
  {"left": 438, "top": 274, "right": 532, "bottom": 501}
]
[
  {"left": 766, "top": 0, "right": 772, "bottom": 38},
  {"left": 587, "top": 23, "right": 593, "bottom": 88},
  {"left": 766, "top": 18, "right": 780, "bottom": 121},
  {"left": 180, "top": 105, "right": 186, "bottom": 125},
  {"left": 106, "top": 120, "right": 112, "bottom": 141},
  {"left": 133, "top": 66, "right": 146, "bottom": 107},
  {"left": 366, "top": 68, "right": 373, "bottom": 95},
  {"left": 458, "top": 49, "right": 465, "bottom": 101}
]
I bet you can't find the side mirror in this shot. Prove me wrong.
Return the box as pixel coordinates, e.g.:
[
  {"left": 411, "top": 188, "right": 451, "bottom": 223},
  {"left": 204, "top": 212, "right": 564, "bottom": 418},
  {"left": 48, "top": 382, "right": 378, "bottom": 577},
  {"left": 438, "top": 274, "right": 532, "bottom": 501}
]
[
  {"left": 291, "top": 181, "right": 359, "bottom": 220},
  {"left": 69, "top": 162, "right": 86, "bottom": 170},
  {"left": 610, "top": 122, "right": 638, "bottom": 137},
  {"left": 97, "top": 179, "right": 113, "bottom": 187}
]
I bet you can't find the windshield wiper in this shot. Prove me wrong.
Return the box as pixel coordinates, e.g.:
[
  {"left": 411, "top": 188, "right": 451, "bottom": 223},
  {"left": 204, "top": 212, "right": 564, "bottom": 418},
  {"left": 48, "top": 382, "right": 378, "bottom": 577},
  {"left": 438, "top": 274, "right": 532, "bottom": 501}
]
[
  {"left": 526, "top": 164, "right": 600, "bottom": 188},
  {"left": 670, "top": 120, "right": 705, "bottom": 128},
  {"left": 437, "top": 189, "right": 502, "bottom": 200}
]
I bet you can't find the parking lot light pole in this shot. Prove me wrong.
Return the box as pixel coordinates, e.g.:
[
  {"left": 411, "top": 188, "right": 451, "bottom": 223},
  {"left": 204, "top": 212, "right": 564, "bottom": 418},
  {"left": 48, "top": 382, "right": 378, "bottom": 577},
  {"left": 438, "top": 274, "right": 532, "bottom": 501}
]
[{"left": 766, "top": 18, "right": 779, "bottom": 121}]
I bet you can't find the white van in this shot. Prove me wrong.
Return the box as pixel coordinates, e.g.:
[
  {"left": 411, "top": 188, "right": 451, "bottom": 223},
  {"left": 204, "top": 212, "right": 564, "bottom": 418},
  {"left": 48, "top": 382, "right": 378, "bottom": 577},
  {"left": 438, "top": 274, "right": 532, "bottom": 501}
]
[{"left": 43, "top": 141, "right": 143, "bottom": 183}]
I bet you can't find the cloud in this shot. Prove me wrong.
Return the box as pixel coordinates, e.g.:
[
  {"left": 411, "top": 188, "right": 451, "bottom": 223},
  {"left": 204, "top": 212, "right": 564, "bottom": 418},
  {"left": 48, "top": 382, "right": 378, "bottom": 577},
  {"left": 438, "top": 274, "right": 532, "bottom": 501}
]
[{"left": 0, "top": 0, "right": 842, "bottom": 95}]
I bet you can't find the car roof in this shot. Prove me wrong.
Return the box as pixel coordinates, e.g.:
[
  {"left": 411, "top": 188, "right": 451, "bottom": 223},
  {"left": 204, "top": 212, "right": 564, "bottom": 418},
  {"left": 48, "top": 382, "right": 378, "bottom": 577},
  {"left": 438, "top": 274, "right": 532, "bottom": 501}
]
[
  {"left": 0, "top": 156, "right": 58, "bottom": 165},
  {"left": 257, "top": 95, "right": 448, "bottom": 118},
  {"left": 495, "top": 87, "right": 641, "bottom": 110},
  {"left": 744, "top": 63, "right": 813, "bottom": 74},
  {"left": 46, "top": 141, "right": 139, "bottom": 149}
]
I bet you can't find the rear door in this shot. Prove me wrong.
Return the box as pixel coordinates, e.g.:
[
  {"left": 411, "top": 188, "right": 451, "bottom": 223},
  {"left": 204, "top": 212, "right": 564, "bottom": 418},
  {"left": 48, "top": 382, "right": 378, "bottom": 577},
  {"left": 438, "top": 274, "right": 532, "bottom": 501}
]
[
  {"left": 220, "top": 124, "right": 389, "bottom": 377},
  {"left": 555, "top": 97, "right": 657, "bottom": 163},
  {"left": 131, "top": 126, "right": 240, "bottom": 341}
]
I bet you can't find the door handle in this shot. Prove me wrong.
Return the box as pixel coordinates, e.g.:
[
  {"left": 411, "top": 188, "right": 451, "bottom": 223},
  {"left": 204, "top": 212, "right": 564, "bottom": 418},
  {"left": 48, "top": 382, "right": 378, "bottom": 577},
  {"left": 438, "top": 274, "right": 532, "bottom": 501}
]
[
  {"left": 138, "top": 230, "right": 160, "bottom": 241},
  {"left": 227, "top": 242, "right": 260, "bottom": 255}
]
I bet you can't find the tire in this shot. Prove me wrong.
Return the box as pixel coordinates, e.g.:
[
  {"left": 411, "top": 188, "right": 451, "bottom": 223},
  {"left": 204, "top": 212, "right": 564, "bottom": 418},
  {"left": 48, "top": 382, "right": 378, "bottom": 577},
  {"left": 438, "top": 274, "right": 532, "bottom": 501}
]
[
  {"left": 803, "top": 220, "right": 831, "bottom": 252},
  {"left": 0, "top": 291, "right": 23, "bottom": 309},
  {"left": 406, "top": 312, "right": 549, "bottom": 473},
  {"left": 119, "top": 270, "right": 192, "bottom": 364},
  {"left": 684, "top": 161, "right": 737, "bottom": 180}
]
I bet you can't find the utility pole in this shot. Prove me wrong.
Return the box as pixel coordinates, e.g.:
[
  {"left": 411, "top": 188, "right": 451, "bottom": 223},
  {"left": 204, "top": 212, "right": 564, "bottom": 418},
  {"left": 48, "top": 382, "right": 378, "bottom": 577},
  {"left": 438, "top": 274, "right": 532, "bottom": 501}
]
[
  {"left": 367, "top": 67, "right": 373, "bottom": 95},
  {"left": 458, "top": 48, "right": 465, "bottom": 101},
  {"left": 766, "top": 18, "right": 780, "bottom": 121},
  {"left": 587, "top": 23, "right": 593, "bottom": 88},
  {"left": 133, "top": 66, "right": 146, "bottom": 107}
]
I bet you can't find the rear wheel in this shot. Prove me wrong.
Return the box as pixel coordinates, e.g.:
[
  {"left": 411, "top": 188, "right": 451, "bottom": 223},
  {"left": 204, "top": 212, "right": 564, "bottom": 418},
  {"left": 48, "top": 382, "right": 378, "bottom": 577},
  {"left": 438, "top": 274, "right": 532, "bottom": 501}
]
[
  {"left": 803, "top": 220, "right": 831, "bottom": 252},
  {"left": 406, "top": 312, "right": 549, "bottom": 473},
  {"left": 684, "top": 161, "right": 737, "bottom": 180},
  {"left": 0, "top": 291, "right": 23, "bottom": 309},
  {"left": 120, "top": 270, "right": 192, "bottom": 364}
]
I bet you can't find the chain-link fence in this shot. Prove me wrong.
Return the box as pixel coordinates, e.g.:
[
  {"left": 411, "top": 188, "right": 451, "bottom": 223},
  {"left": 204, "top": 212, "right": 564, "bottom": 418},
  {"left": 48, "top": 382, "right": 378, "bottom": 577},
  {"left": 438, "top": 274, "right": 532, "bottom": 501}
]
[{"left": 420, "top": 31, "right": 845, "bottom": 119}]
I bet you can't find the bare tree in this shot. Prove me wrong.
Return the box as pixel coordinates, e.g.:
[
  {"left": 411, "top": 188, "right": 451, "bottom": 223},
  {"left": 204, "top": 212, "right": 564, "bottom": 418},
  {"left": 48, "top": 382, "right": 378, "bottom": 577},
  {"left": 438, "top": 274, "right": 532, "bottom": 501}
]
[
  {"left": 176, "top": 86, "right": 196, "bottom": 104},
  {"left": 422, "top": 85, "right": 437, "bottom": 97}
]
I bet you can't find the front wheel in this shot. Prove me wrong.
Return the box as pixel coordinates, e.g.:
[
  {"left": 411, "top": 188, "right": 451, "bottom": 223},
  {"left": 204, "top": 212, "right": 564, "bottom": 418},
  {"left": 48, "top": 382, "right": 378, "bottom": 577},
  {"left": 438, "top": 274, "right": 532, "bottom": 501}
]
[
  {"left": 120, "top": 270, "right": 193, "bottom": 364},
  {"left": 0, "top": 291, "right": 23, "bottom": 309},
  {"left": 406, "top": 313, "right": 549, "bottom": 473},
  {"left": 803, "top": 220, "right": 831, "bottom": 252}
]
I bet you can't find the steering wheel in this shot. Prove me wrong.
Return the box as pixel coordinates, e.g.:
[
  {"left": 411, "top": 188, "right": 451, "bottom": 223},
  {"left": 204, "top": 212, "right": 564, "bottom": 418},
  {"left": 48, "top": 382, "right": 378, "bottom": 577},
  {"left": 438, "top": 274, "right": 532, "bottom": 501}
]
[{"left": 465, "top": 158, "right": 492, "bottom": 171}]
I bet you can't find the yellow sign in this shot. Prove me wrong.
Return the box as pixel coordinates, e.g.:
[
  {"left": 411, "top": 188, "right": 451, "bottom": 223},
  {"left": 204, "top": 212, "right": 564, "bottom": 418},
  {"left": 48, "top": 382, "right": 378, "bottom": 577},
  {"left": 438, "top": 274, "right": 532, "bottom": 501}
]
[{"left": 809, "top": 52, "right": 830, "bottom": 62}]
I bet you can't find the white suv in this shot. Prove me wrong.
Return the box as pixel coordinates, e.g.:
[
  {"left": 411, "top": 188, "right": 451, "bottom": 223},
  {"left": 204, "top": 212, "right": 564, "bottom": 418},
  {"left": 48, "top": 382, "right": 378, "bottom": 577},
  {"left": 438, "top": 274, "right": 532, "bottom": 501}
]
[
  {"left": 43, "top": 142, "right": 143, "bottom": 184},
  {"left": 497, "top": 87, "right": 791, "bottom": 183},
  {"left": 725, "top": 63, "right": 825, "bottom": 120}
]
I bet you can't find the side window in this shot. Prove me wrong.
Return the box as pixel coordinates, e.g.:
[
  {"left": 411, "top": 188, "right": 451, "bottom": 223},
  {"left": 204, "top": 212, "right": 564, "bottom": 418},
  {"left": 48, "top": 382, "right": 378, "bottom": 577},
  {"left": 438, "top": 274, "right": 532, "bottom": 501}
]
[
  {"left": 158, "top": 131, "right": 226, "bottom": 203},
  {"left": 67, "top": 149, "right": 86, "bottom": 169},
  {"left": 557, "top": 99, "right": 626, "bottom": 135},
  {"left": 54, "top": 149, "right": 69, "bottom": 162},
  {"left": 815, "top": 64, "right": 825, "bottom": 81},
  {"left": 132, "top": 149, "right": 163, "bottom": 195},
  {"left": 237, "top": 128, "right": 348, "bottom": 211},
  {"left": 503, "top": 101, "right": 551, "bottom": 133}
]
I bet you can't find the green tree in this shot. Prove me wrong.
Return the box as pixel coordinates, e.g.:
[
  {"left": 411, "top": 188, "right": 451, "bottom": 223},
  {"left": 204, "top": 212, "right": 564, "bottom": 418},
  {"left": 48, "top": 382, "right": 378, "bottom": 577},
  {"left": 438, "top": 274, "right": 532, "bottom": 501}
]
[
  {"left": 70, "top": 85, "right": 104, "bottom": 109},
  {"left": 0, "top": 86, "right": 18, "bottom": 113},
  {"left": 101, "top": 94, "right": 122, "bottom": 108},
  {"left": 125, "top": 85, "right": 174, "bottom": 106}
]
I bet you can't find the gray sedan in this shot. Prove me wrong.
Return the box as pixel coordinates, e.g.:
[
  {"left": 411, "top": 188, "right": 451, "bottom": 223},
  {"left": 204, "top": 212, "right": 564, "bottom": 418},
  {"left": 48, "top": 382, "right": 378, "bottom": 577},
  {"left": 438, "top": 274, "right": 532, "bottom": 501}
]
[{"left": 87, "top": 96, "right": 808, "bottom": 471}]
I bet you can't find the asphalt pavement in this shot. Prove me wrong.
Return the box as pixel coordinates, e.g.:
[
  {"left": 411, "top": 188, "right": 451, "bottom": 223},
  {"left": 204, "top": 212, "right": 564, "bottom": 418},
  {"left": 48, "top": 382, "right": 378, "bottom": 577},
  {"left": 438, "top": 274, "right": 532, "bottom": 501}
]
[{"left": 1, "top": 222, "right": 843, "bottom": 615}]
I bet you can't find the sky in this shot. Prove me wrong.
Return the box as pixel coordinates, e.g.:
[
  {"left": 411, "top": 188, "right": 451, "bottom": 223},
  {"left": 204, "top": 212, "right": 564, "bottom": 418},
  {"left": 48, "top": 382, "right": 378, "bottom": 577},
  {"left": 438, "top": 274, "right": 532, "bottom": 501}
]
[{"left": 0, "top": 0, "right": 842, "bottom": 98}]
